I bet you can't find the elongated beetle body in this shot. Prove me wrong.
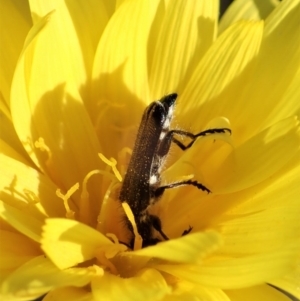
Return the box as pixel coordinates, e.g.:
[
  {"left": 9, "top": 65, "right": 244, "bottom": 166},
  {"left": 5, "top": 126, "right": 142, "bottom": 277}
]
[{"left": 119, "top": 94, "right": 230, "bottom": 248}]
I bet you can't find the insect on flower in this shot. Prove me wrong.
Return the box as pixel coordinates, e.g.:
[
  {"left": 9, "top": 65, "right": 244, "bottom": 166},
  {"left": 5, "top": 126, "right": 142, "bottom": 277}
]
[{"left": 119, "top": 93, "right": 231, "bottom": 248}]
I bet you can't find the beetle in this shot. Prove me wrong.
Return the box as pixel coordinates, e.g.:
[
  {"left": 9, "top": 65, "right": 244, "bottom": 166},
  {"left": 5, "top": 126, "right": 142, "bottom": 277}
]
[{"left": 119, "top": 93, "right": 231, "bottom": 248}]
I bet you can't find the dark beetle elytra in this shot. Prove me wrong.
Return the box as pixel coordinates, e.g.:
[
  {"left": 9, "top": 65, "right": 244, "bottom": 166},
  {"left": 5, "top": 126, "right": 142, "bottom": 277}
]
[{"left": 119, "top": 94, "right": 231, "bottom": 248}]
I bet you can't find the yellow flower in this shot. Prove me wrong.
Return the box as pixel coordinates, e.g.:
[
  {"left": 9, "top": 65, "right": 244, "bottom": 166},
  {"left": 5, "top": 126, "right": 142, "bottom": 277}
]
[{"left": 1, "top": 0, "right": 299, "bottom": 300}]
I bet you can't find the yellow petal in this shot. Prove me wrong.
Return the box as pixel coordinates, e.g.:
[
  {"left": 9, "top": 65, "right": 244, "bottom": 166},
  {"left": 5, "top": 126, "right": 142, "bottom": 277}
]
[
  {"left": 244, "top": 0, "right": 300, "bottom": 133},
  {"left": 43, "top": 287, "right": 93, "bottom": 301},
  {"left": 0, "top": 201, "right": 43, "bottom": 243},
  {"left": 211, "top": 117, "right": 300, "bottom": 193},
  {"left": 217, "top": 205, "right": 300, "bottom": 255},
  {"left": 0, "top": 1, "right": 31, "bottom": 107},
  {"left": 0, "top": 153, "right": 64, "bottom": 218},
  {"left": 132, "top": 230, "right": 221, "bottom": 263},
  {"left": 281, "top": 68, "right": 300, "bottom": 120},
  {"left": 23, "top": 5, "right": 87, "bottom": 92},
  {"left": 183, "top": 156, "right": 300, "bottom": 238},
  {"left": 8, "top": 13, "right": 46, "bottom": 167},
  {"left": 219, "top": 0, "right": 279, "bottom": 34},
  {"left": 30, "top": 0, "right": 110, "bottom": 109},
  {"left": 0, "top": 99, "right": 10, "bottom": 121},
  {"left": 0, "top": 135, "right": 31, "bottom": 167},
  {"left": 29, "top": 0, "right": 61, "bottom": 22},
  {"left": 11, "top": 13, "right": 103, "bottom": 202},
  {"left": 92, "top": 269, "right": 170, "bottom": 301},
  {"left": 191, "top": 285, "right": 231, "bottom": 301},
  {"left": 264, "top": 0, "right": 299, "bottom": 36},
  {"left": 269, "top": 262, "right": 300, "bottom": 300},
  {"left": 41, "top": 218, "right": 114, "bottom": 269},
  {"left": 225, "top": 284, "right": 292, "bottom": 301},
  {"left": 0, "top": 230, "right": 40, "bottom": 282},
  {"left": 223, "top": 157, "right": 300, "bottom": 213},
  {"left": 9, "top": 13, "right": 50, "bottom": 168},
  {"left": 149, "top": 0, "right": 218, "bottom": 98},
  {"left": 157, "top": 242, "right": 299, "bottom": 289},
  {"left": 92, "top": 0, "right": 160, "bottom": 104},
  {"left": 180, "top": 20, "right": 263, "bottom": 130},
  {"left": 222, "top": 1, "right": 300, "bottom": 140},
  {"left": 1, "top": 256, "right": 94, "bottom": 301},
  {"left": 165, "top": 282, "right": 231, "bottom": 301},
  {"left": 91, "top": 0, "right": 161, "bottom": 156}
]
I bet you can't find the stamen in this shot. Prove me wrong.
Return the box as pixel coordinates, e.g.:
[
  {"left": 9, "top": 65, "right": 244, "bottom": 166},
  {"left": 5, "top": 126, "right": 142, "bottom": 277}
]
[
  {"left": 119, "top": 147, "right": 132, "bottom": 157},
  {"left": 94, "top": 104, "right": 110, "bottom": 133},
  {"left": 96, "top": 181, "right": 121, "bottom": 232},
  {"left": 122, "top": 202, "right": 142, "bottom": 250},
  {"left": 56, "top": 184, "right": 79, "bottom": 219},
  {"left": 99, "top": 153, "right": 122, "bottom": 182},
  {"left": 106, "top": 233, "right": 120, "bottom": 244},
  {"left": 95, "top": 250, "right": 118, "bottom": 275},
  {"left": 118, "top": 147, "right": 132, "bottom": 176},
  {"left": 80, "top": 169, "right": 119, "bottom": 224},
  {"left": 88, "top": 265, "right": 104, "bottom": 276}
]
